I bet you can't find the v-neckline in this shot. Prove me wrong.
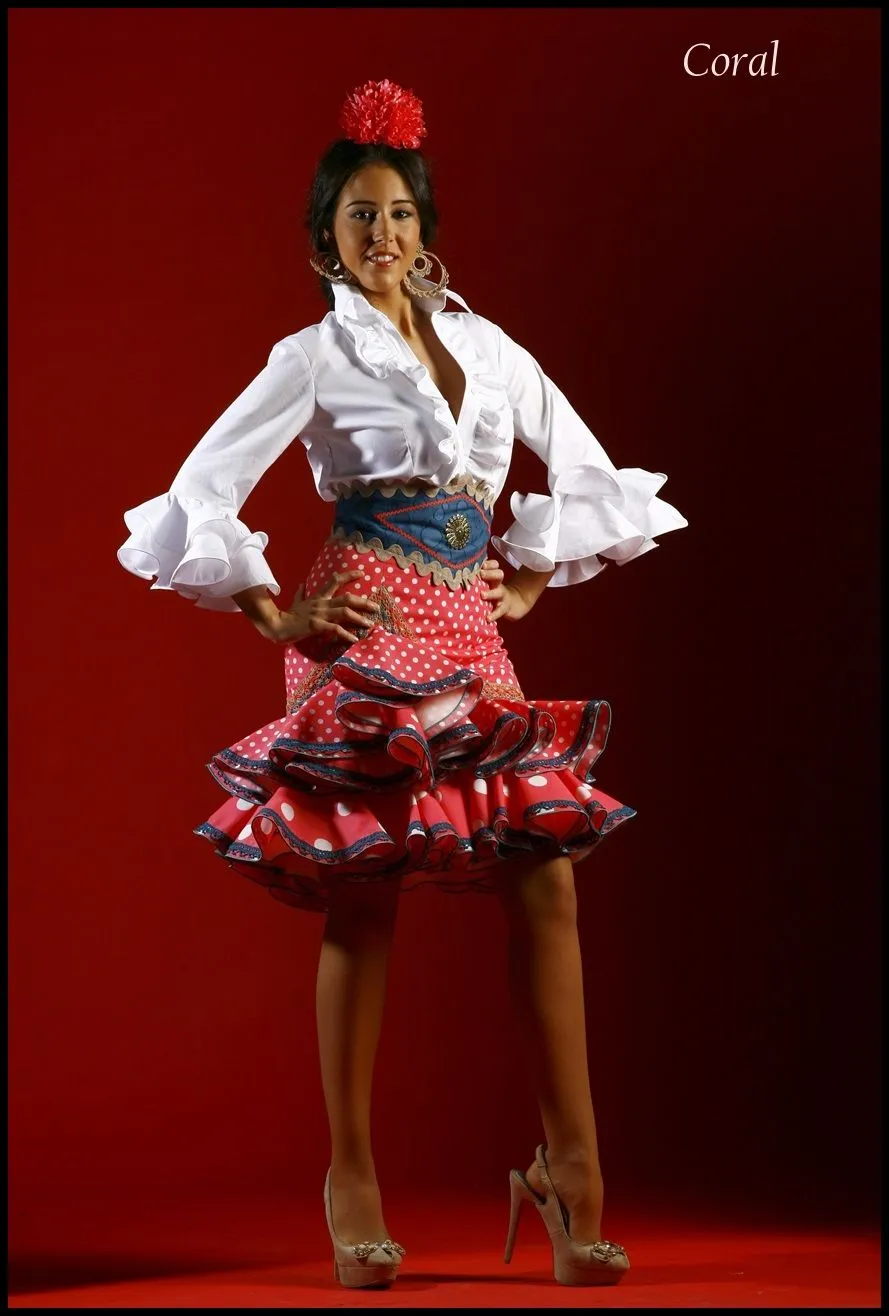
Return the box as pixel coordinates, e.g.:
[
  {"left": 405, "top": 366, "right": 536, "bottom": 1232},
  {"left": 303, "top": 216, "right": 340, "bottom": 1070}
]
[{"left": 394, "top": 313, "right": 468, "bottom": 430}]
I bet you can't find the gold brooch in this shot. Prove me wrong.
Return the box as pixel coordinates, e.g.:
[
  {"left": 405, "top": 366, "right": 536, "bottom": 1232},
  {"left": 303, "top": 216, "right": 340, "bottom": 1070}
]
[
  {"left": 350, "top": 1239, "right": 406, "bottom": 1259},
  {"left": 444, "top": 512, "right": 471, "bottom": 549},
  {"left": 589, "top": 1240, "right": 628, "bottom": 1263}
]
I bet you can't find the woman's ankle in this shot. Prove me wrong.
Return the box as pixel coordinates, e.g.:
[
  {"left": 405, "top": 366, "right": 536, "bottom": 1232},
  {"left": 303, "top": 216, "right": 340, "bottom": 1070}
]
[
  {"left": 329, "top": 1153, "right": 379, "bottom": 1186},
  {"left": 544, "top": 1142, "right": 602, "bottom": 1178}
]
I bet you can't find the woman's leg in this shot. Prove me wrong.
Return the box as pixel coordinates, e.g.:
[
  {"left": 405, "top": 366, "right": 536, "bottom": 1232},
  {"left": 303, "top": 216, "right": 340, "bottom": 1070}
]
[
  {"left": 317, "top": 876, "right": 401, "bottom": 1243},
  {"left": 496, "top": 853, "right": 607, "bottom": 1243}
]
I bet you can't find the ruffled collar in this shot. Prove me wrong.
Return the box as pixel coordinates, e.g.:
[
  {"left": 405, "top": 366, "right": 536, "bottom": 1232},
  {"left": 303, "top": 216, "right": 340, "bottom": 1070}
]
[
  {"left": 332, "top": 276, "right": 468, "bottom": 324},
  {"left": 330, "top": 277, "right": 508, "bottom": 485}
]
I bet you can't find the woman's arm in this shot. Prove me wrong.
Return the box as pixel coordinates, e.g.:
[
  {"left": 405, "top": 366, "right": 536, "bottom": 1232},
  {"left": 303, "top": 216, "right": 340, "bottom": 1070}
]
[
  {"left": 231, "top": 585, "right": 284, "bottom": 639},
  {"left": 118, "top": 334, "right": 317, "bottom": 612}
]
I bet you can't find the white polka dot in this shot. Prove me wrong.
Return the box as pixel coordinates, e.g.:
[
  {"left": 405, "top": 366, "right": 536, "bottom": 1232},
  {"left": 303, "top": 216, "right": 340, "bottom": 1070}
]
[
  {"left": 577, "top": 785, "right": 594, "bottom": 800},
  {"left": 416, "top": 790, "right": 428, "bottom": 800},
  {"left": 473, "top": 778, "right": 488, "bottom": 795},
  {"left": 235, "top": 798, "right": 253, "bottom": 811},
  {"left": 336, "top": 802, "right": 352, "bottom": 816},
  {"left": 503, "top": 783, "right": 510, "bottom": 797},
  {"left": 281, "top": 802, "right": 295, "bottom": 821},
  {"left": 314, "top": 837, "right": 333, "bottom": 852},
  {"left": 237, "top": 825, "right": 253, "bottom": 841},
  {"left": 260, "top": 817, "right": 275, "bottom": 834}
]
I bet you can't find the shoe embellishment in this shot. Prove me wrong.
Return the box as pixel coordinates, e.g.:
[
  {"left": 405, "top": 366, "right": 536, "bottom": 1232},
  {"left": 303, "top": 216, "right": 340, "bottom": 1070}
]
[
  {"left": 589, "top": 1240, "right": 628, "bottom": 1264},
  {"left": 350, "top": 1239, "right": 406, "bottom": 1260}
]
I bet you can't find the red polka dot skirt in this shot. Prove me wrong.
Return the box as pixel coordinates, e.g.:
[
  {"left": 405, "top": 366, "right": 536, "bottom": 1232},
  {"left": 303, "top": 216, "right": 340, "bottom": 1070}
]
[{"left": 195, "top": 532, "right": 636, "bottom": 913}]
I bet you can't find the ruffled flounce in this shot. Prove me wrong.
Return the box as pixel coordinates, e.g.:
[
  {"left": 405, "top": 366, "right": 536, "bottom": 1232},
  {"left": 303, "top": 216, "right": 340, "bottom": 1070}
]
[
  {"left": 491, "top": 464, "right": 689, "bottom": 587},
  {"left": 195, "top": 629, "right": 636, "bottom": 911},
  {"left": 117, "top": 492, "right": 278, "bottom": 611}
]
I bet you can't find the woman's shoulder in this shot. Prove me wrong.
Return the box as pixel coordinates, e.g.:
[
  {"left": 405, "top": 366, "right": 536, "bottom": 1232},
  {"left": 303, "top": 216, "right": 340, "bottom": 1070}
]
[
  {"left": 439, "top": 307, "right": 504, "bottom": 359},
  {"left": 267, "top": 316, "right": 330, "bottom": 369}
]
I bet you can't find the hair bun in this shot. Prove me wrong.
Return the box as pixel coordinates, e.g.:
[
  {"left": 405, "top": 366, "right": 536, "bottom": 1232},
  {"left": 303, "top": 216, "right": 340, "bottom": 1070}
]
[{"left": 340, "top": 79, "right": 426, "bottom": 149}]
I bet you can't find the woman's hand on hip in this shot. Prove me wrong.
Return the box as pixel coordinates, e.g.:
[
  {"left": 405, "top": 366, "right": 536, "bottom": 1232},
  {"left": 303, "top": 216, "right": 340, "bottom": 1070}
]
[
  {"left": 481, "top": 559, "right": 535, "bottom": 623},
  {"left": 265, "top": 569, "right": 380, "bottom": 644},
  {"left": 482, "top": 558, "right": 556, "bottom": 622}
]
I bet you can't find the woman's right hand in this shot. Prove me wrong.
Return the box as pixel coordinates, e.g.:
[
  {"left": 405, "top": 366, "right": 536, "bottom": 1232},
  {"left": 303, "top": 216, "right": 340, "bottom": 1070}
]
[{"left": 261, "top": 569, "right": 381, "bottom": 645}]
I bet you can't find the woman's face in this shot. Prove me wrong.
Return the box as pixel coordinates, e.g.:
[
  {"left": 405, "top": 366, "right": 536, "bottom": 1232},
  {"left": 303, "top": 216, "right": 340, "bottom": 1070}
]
[{"left": 330, "top": 163, "right": 421, "bottom": 297}]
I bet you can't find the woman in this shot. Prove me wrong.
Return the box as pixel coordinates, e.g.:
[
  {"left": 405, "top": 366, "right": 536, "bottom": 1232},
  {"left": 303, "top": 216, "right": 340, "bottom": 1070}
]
[{"left": 118, "top": 79, "right": 687, "bottom": 1289}]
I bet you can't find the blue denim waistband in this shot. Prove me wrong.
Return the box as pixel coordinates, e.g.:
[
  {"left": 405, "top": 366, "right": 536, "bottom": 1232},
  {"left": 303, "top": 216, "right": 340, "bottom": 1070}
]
[{"left": 329, "top": 480, "right": 494, "bottom": 590}]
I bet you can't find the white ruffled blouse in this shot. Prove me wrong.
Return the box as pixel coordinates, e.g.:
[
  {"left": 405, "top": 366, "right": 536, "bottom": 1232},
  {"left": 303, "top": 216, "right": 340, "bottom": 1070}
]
[{"left": 118, "top": 280, "right": 688, "bottom": 611}]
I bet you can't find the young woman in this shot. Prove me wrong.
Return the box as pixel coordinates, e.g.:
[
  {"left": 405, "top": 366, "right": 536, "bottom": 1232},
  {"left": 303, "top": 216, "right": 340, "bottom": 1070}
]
[{"left": 118, "top": 79, "right": 687, "bottom": 1289}]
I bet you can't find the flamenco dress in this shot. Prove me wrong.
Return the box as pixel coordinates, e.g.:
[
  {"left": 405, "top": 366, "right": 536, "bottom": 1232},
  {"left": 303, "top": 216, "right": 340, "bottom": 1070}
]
[{"left": 118, "top": 281, "right": 687, "bottom": 913}]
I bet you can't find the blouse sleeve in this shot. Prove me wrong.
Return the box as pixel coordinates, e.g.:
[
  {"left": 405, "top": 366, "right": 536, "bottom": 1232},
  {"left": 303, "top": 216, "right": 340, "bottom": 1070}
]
[
  {"left": 488, "top": 324, "right": 688, "bottom": 587},
  {"left": 117, "top": 335, "right": 316, "bottom": 611}
]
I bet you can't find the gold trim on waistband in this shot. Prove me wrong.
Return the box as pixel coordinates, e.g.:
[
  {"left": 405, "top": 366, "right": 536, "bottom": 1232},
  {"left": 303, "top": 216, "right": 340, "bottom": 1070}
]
[{"left": 328, "top": 474, "right": 496, "bottom": 513}]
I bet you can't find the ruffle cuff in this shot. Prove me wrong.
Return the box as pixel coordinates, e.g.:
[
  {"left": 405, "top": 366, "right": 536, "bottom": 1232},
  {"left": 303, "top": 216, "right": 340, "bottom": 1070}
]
[
  {"left": 117, "top": 492, "right": 280, "bottom": 612},
  {"left": 490, "top": 465, "right": 688, "bottom": 587}
]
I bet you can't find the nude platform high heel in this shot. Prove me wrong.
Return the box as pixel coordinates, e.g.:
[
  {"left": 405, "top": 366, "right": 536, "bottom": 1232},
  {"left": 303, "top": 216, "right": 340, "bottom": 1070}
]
[
  {"left": 503, "top": 1144, "right": 630, "bottom": 1286},
  {"left": 323, "top": 1170, "right": 406, "bottom": 1289}
]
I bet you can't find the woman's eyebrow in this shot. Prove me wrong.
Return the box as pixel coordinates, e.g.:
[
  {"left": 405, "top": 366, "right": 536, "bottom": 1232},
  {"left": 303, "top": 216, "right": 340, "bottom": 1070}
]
[{"left": 346, "top": 198, "right": 415, "bottom": 207}]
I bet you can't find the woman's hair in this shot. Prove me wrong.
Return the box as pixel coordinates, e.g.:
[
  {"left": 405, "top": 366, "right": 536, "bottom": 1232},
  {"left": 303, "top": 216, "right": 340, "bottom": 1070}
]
[{"left": 305, "top": 139, "right": 439, "bottom": 308}]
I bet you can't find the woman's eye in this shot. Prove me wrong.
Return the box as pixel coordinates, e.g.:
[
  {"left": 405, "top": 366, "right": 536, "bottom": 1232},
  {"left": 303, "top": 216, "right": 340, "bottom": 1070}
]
[{"left": 350, "top": 209, "right": 414, "bottom": 222}]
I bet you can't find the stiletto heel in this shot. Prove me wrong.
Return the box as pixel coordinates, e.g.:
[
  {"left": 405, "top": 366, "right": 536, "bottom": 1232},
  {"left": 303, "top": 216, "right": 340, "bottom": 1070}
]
[
  {"left": 504, "top": 1145, "right": 630, "bottom": 1286},
  {"left": 504, "top": 1169, "right": 540, "bottom": 1262},
  {"left": 323, "top": 1170, "right": 406, "bottom": 1289}
]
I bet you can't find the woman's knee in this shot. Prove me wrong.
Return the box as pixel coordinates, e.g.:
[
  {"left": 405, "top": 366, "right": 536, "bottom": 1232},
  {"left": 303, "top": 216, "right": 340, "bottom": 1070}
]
[{"left": 497, "top": 854, "right": 578, "bottom": 924}]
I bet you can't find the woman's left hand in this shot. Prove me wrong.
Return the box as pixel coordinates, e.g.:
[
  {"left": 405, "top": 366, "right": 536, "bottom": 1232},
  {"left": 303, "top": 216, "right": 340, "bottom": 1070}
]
[{"left": 480, "top": 559, "right": 534, "bottom": 623}]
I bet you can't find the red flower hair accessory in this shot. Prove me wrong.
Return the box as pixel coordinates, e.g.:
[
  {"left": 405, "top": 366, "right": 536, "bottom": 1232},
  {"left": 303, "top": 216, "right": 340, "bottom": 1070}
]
[{"left": 340, "top": 78, "right": 426, "bottom": 150}]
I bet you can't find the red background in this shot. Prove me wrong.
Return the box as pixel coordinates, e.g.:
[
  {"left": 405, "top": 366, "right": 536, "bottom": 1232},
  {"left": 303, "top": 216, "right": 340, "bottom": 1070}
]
[{"left": 9, "top": 4, "right": 880, "bottom": 1262}]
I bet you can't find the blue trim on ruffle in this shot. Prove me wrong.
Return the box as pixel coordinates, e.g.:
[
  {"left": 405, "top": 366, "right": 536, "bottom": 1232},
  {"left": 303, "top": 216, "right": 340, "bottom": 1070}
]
[
  {"left": 207, "top": 763, "right": 271, "bottom": 803},
  {"left": 522, "top": 699, "right": 609, "bottom": 778},
  {"left": 333, "top": 657, "right": 480, "bottom": 696},
  {"left": 281, "top": 757, "right": 419, "bottom": 792},
  {"left": 197, "top": 795, "right": 636, "bottom": 874},
  {"left": 251, "top": 809, "right": 393, "bottom": 864}
]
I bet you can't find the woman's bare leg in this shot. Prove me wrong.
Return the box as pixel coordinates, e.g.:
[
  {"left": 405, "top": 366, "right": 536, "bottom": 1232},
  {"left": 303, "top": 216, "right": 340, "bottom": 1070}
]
[
  {"left": 497, "top": 853, "right": 607, "bottom": 1242},
  {"left": 316, "top": 876, "right": 400, "bottom": 1243}
]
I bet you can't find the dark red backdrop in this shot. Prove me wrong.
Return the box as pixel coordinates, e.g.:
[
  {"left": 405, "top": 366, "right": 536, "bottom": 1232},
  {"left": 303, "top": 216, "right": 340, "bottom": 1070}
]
[{"left": 9, "top": 5, "right": 880, "bottom": 1252}]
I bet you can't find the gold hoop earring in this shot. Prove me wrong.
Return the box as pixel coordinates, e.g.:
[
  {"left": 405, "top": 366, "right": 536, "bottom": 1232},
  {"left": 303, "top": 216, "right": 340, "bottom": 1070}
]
[
  {"left": 309, "top": 252, "right": 354, "bottom": 284},
  {"left": 402, "top": 242, "right": 449, "bottom": 299}
]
